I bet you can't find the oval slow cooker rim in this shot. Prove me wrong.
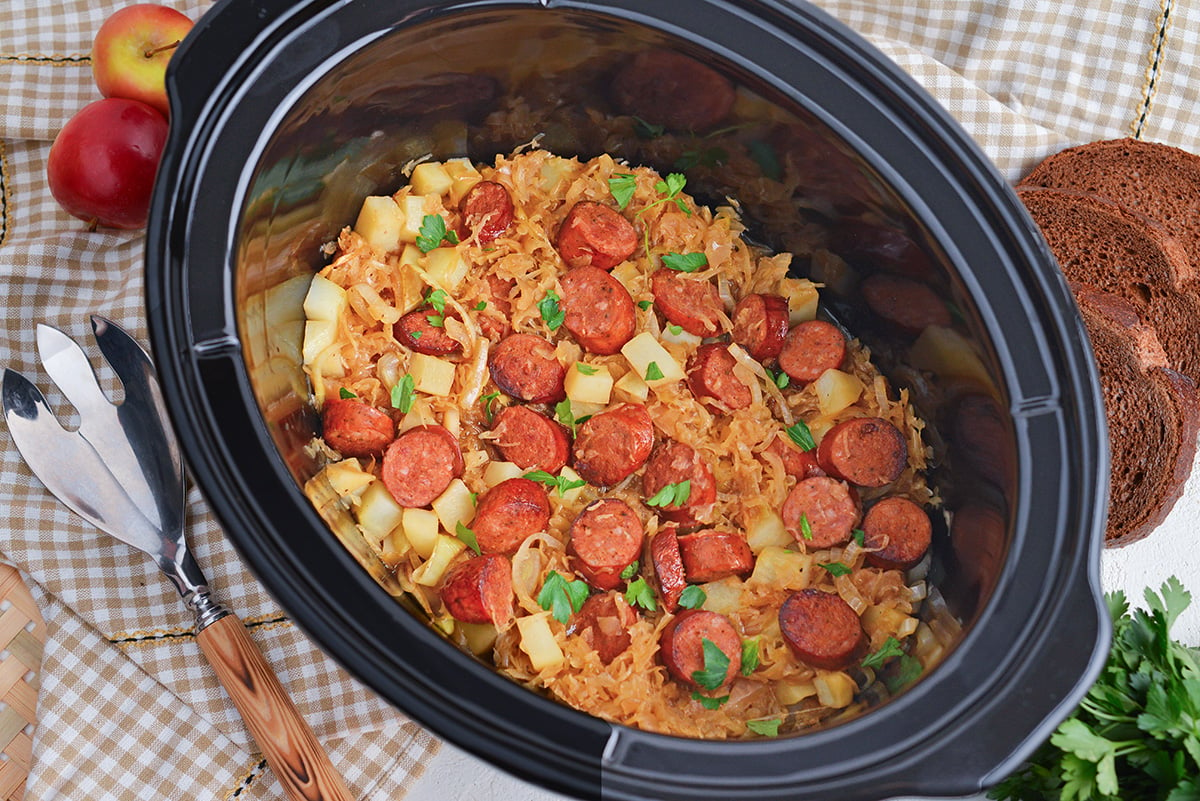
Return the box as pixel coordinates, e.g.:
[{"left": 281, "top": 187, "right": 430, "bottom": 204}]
[{"left": 146, "top": 1, "right": 1110, "bottom": 799}]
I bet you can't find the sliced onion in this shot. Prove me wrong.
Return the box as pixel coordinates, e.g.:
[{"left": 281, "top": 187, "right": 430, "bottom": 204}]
[
  {"left": 727, "top": 342, "right": 792, "bottom": 425},
  {"left": 459, "top": 338, "right": 490, "bottom": 408}
]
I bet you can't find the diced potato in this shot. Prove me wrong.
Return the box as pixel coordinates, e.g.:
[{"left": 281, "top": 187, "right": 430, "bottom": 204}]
[
  {"left": 302, "top": 274, "right": 348, "bottom": 322},
  {"left": 410, "top": 352, "right": 457, "bottom": 396},
  {"left": 660, "top": 326, "right": 702, "bottom": 347},
  {"left": 564, "top": 362, "right": 614, "bottom": 405},
  {"left": 459, "top": 622, "right": 499, "bottom": 656},
  {"left": 324, "top": 459, "right": 374, "bottom": 498},
  {"left": 425, "top": 246, "right": 469, "bottom": 291},
  {"left": 809, "top": 249, "right": 857, "bottom": 297},
  {"left": 432, "top": 478, "right": 476, "bottom": 533},
  {"left": 396, "top": 395, "right": 439, "bottom": 432},
  {"left": 264, "top": 274, "right": 313, "bottom": 326},
  {"left": 610, "top": 261, "right": 641, "bottom": 289},
  {"left": 746, "top": 508, "right": 794, "bottom": 552},
  {"left": 402, "top": 507, "right": 441, "bottom": 558},
  {"left": 483, "top": 460, "right": 526, "bottom": 487},
  {"left": 355, "top": 480, "right": 406, "bottom": 541},
  {"left": 701, "top": 577, "right": 744, "bottom": 616},
  {"left": 394, "top": 260, "right": 426, "bottom": 316},
  {"left": 557, "top": 466, "right": 586, "bottom": 504},
  {"left": 775, "top": 679, "right": 817, "bottom": 706},
  {"left": 808, "top": 417, "right": 836, "bottom": 444},
  {"left": 412, "top": 534, "right": 466, "bottom": 586},
  {"left": 410, "top": 161, "right": 453, "bottom": 197},
  {"left": 621, "top": 332, "right": 684, "bottom": 385},
  {"left": 570, "top": 400, "right": 607, "bottom": 420},
  {"left": 378, "top": 528, "right": 410, "bottom": 567},
  {"left": 780, "top": 278, "right": 820, "bottom": 324},
  {"left": 861, "top": 605, "right": 912, "bottom": 639},
  {"left": 397, "top": 194, "right": 428, "bottom": 243},
  {"left": 445, "top": 158, "right": 483, "bottom": 206},
  {"left": 398, "top": 243, "right": 424, "bottom": 269},
  {"left": 354, "top": 195, "right": 405, "bottom": 254},
  {"left": 748, "top": 546, "right": 811, "bottom": 590},
  {"left": 814, "top": 671, "right": 856, "bottom": 708},
  {"left": 909, "top": 325, "right": 995, "bottom": 390},
  {"left": 614, "top": 368, "right": 650, "bottom": 402},
  {"left": 302, "top": 320, "right": 337, "bottom": 367},
  {"left": 516, "top": 612, "right": 565, "bottom": 671},
  {"left": 812, "top": 368, "right": 865, "bottom": 416}
]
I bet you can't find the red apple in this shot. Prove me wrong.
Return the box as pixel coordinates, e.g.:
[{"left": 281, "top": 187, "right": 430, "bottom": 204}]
[
  {"left": 47, "top": 98, "right": 168, "bottom": 230},
  {"left": 91, "top": 4, "right": 194, "bottom": 119}
]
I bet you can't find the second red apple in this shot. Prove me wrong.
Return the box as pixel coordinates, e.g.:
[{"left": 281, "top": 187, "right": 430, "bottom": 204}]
[{"left": 91, "top": 4, "right": 194, "bottom": 119}]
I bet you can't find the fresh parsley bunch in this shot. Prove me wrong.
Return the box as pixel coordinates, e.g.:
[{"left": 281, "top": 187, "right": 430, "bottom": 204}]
[{"left": 990, "top": 577, "right": 1200, "bottom": 801}]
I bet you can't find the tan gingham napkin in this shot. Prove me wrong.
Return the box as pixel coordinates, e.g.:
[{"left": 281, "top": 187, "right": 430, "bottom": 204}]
[{"left": 0, "top": 1, "right": 438, "bottom": 799}]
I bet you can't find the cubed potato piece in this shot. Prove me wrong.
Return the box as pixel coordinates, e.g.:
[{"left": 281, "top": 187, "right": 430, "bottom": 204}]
[
  {"left": 746, "top": 508, "right": 794, "bottom": 553},
  {"left": 812, "top": 368, "right": 865, "bottom": 417},
  {"left": 516, "top": 612, "right": 565, "bottom": 671},
  {"left": 302, "top": 274, "right": 347, "bottom": 322},
  {"left": 410, "top": 353, "right": 457, "bottom": 396},
  {"left": 620, "top": 332, "right": 684, "bottom": 386},
  {"left": 701, "top": 577, "right": 744, "bottom": 616},
  {"left": 412, "top": 534, "right": 466, "bottom": 586},
  {"left": 356, "top": 480, "right": 406, "bottom": 541},
  {"left": 814, "top": 671, "right": 856, "bottom": 709},
  {"left": 354, "top": 196, "right": 405, "bottom": 254},
  {"left": 402, "top": 507, "right": 440, "bottom": 558},
  {"left": 302, "top": 319, "right": 337, "bottom": 367},
  {"left": 775, "top": 679, "right": 818, "bottom": 706},
  {"left": 410, "top": 161, "right": 453, "bottom": 197},
  {"left": 564, "top": 362, "right": 614, "bottom": 405},
  {"left": 394, "top": 260, "right": 426, "bottom": 316},
  {"left": 432, "top": 478, "right": 476, "bottom": 533},
  {"left": 323, "top": 459, "right": 374, "bottom": 498},
  {"left": 425, "top": 246, "right": 469, "bottom": 291},
  {"left": 748, "top": 546, "right": 811, "bottom": 590},
  {"left": 483, "top": 460, "right": 526, "bottom": 487},
  {"left": 445, "top": 158, "right": 483, "bottom": 206},
  {"left": 397, "top": 195, "right": 429, "bottom": 243},
  {"left": 396, "top": 395, "right": 439, "bottom": 433},
  {"left": 459, "top": 622, "right": 499, "bottom": 656},
  {"left": 614, "top": 369, "right": 650, "bottom": 402},
  {"left": 909, "top": 325, "right": 995, "bottom": 390},
  {"left": 780, "top": 278, "right": 820, "bottom": 324},
  {"left": 378, "top": 528, "right": 410, "bottom": 567},
  {"left": 265, "top": 274, "right": 313, "bottom": 326},
  {"left": 809, "top": 249, "right": 856, "bottom": 297}
]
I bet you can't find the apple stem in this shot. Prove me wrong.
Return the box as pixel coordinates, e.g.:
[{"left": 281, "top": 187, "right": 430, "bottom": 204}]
[
  {"left": 144, "top": 40, "right": 181, "bottom": 59},
  {"left": 86, "top": 218, "right": 99, "bottom": 233}
]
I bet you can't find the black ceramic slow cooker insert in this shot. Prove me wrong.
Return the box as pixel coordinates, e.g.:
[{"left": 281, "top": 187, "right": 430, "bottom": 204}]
[{"left": 145, "top": 1, "right": 1111, "bottom": 799}]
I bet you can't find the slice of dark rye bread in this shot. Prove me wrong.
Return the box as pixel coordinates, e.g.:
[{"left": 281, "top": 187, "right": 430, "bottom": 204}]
[
  {"left": 1021, "top": 138, "right": 1200, "bottom": 291},
  {"left": 1016, "top": 185, "right": 1200, "bottom": 386},
  {"left": 1072, "top": 286, "right": 1199, "bottom": 547}
]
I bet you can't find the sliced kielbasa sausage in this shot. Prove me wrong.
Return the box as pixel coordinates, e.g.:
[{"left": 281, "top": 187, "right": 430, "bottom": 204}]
[
  {"left": 779, "top": 589, "right": 867, "bottom": 671},
  {"left": 610, "top": 50, "right": 736, "bottom": 132},
  {"left": 732, "top": 293, "right": 790, "bottom": 361},
  {"left": 459, "top": 180, "right": 514, "bottom": 243},
  {"left": 830, "top": 219, "right": 933, "bottom": 280},
  {"left": 651, "top": 268, "right": 725, "bottom": 337},
  {"left": 478, "top": 274, "right": 514, "bottom": 341},
  {"left": 651, "top": 524, "right": 687, "bottom": 613},
  {"left": 862, "top": 496, "right": 932, "bottom": 571},
  {"left": 556, "top": 201, "right": 638, "bottom": 270},
  {"left": 322, "top": 399, "right": 394, "bottom": 457},
  {"left": 394, "top": 305, "right": 462, "bottom": 356},
  {"left": 686, "top": 343, "right": 752, "bottom": 412},
  {"left": 568, "top": 498, "right": 645, "bottom": 590},
  {"left": 677, "top": 530, "right": 754, "bottom": 583},
  {"left": 492, "top": 405, "right": 570, "bottom": 474},
  {"left": 781, "top": 475, "right": 860, "bottom": 549},
  {"left": 816, "top": 417, "right": 908, "bottom": 488},
  {"left": 860, "top": 273, "right": 951, "bottom": 336},
  {"left": 570, "top": 591, "right": 638, "bottom": 664},
  {"left": 777, "top": 319, "right": 846, "bottom": 384},
  {"left": 763, "top": 434, "right": 824, "bottom": 481},
  {"left": 382, "top": 424, "right": 464, "bottom": 507},
  {"left": 659, "top": 609, "right": 742, "bottom": 689},
  {"left": 641, "top": 440, "right": 716, "bottom": 524},
  {"left": 488, "top": 333, "right": 566, "bottom": 403},
  {"left": 560, "top": 266, "right": 636, "bottom": 355},
  {"left": 472, "top": 477, "right": 551, "bottom": 555},
  {"left": 572, "top": 403, "right": 655, "bottom": 488},
  {"left": 440, "top": 553, "right": 513, "bottom": 626}
]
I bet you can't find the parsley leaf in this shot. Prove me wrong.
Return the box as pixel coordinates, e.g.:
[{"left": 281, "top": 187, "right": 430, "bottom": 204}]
[
  {"left": 691, "top": 638, "right": 731, "bottom": 691},
  {"left": 425, "top": 288, "right": 448, "bottom": 314},
  {"left": 473, "top": 300, "right": 487, "bottom": 311},
  {"left": 819, "top": 561, "right": 853, "bottom": 577},
  {"left": 666, "top": 324, "right": 684, "bottom": 336},
  {"left": 645, "top": 480, "right": 690, "bottom": 508},
  {"left": 539, "top": 289, "right": 565, "bottom": 331},
  {"left": 608, "top": 173, "right": 637, "bottom": 210},
  {"left": 661, "top": 251, "right": 708, "bottom": 273},
  {"left": 523, "top": 470, "right": 586, "bottom": 496},
  {"left": 455, "top": 522, "right": 481, "bottom": 555},
  {"left": 691, "top": 691, "right": 729, "bottom": 710},
  {"left": 786, "top": 420, "right": 816, "bottom": 451},
  {"left": 645, "top": 361, "right": 665, "bottom": 381},
  {"left": 625, "top": 577, "right": 657, "bottom": 612},
  {"left": 481, "top": 390, "right": 501, "bottom": 424},
  {"left": 575, "top": 362, "right": 598, "bottom": 376},
  {"left": 852, "top": 528, "right": 866, "bottom": 547},
  {"left": 411, "top": 331, "right": 423, "bottom": 340},
  {"left": 555, "top": 398, "right": 579, "bottom": 435},
  {"left": 637, "top": 299, "right": 654, "bottom": 311},
  {"left": 416, "top": 214, "right": 459, "bottom": 253},
  {"left": 620, "top": 560, "right": 640, "bottom": 581},
  {"left": 746, "top": 718, "right": 782, "bottom": 737},
  {"left": 674, "top": 146, "right": 727, "bottom": 171},
  {"left": 747, "top": 140, "right": 782, "bottom": 181},
  {"left": 338, "top": 387, "right": 356, "bottom": 399},
  {"left": 741, "top": 638, "right": 761, "bottom": 675},
  {"left": 885, "top": 654, "right": 923, "bottom": 694},
  {"left": 678, "top": 585, "right": 707, "bottom": 610},
  {"left": 536, "top": 570, "right": 589, "bottom": 625},
  {"left": 426, "top": 313, "right": 445, "bottom": 328},
  {"left": 799, "top": 513, "right": 813, "bottom": 541},
  {"left": 767, "top": 368, "right": 790, "bottom": 389},
  {"left": 390, "top": 374, "right": 415, "bottom": 413},
  {"left": 632, "top": 117, "right": 665, "bottom": 140},
  {"left": 861, "top": 636, "right": 905, "bottom": 670}
]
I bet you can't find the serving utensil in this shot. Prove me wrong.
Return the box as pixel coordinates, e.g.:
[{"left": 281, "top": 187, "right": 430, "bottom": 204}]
[{"left": 2, "top": 317, "right": 354, "bottom": 801}]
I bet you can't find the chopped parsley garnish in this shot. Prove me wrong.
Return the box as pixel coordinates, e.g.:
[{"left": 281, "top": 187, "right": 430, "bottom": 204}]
[
  {"left": 691, "top": 638, "right": 731, "bottom": 691},
  {"left": 645, "top": 480, "right": 691, "bottom": 508},
  {"left": 886, "top": 654, "right": 923, "bottom": 695},
  {"left": 538, "top": 288, "right": 565, "bottom": 331},
  {"left": 536, "top": 570, "right": 590, "bottom": 625},
  {"left": 678, "top": 585, "right": 707, "bottom": 610},
  {"left": 523, "top": 470, "right": 586, "bottom": 496},
  {"left": 426, "top": 314, "right": 445, "bottom": 328},
  {"left": 691, "top": 691, "right": 729, "bottom": 710},
  {"left": 767, "top": 368, "right": 790, "bottom": 389},
  {"left": 674, "top": 146, "right": 727, "bottom": 171},
  {"left": 799, "top": 512, "right": 813, "bottom": 541},
  {"left": 747, "top": 140, "right": 782, "bottom": 181},
  {"left": 608, "top": 173, "right": 637, "bottom": 210},
  {"left": 415, "top": 214, "right": 459, "bottom": 253},
  {"left": 410, "top": 331, "right": 423, "bottom": 340},
  {"left": 741, "top": 638, "right": 761, "bottom": 675},
  {"left": 390, "top": 374, "right": 415, "bottom": 413},
  {"left": 575, "top": 362, "right": 598, "bottom": 375},
  {"left": 555, "top": 398, "right": 580, "bottom": 435},
  {"left": 624, "top": 577, "right": 657, "bottom": 612},
  {"left": 819, "top": 561, "right": 853, "bottom": 577},
  {"left": 473, "top": 300, "right": 487, "bottom": 311},
  {"left": 637, "top": 300, "right": 654, "bottom": 311},
  {"left": 645, "top": 361, "right": 665, "bottom": 381},
  {"left": 661, "top": 251, "right": 708, "bottom": 273},
  {"left": 786, "top": 420, "right": 816, "bottom": 452},
  {"left": 746, "top": 718, "right": 781, "bottom": 737},
  {"left": 481, "top": 390, "right": 501, "bottom": 424},
  {"left": 425, "top": 288, "right": 448, "bottom": 314},
  {"left": 666, "top": 324, "right": 684, "bottom": 336},
  {"left": 619, "top": 560, "right": 640, "bottom": 581},
  {"left": 455, "top": 522, "right": 481, "bottom": 555},
  {"left": 338, "top": 387, "right": 356, "bottom": 399},
  {"left": 632, "top": 117, "right": 665, "bottom": 140},
  {"left": 653, "top": 173, "right": 690, "bottom": 215},
  {"left": 852, "top": 528, "right": 866, "bottom": 547},
  {"left": 860, "top": 636, "right": 905, "bottom": 670}
]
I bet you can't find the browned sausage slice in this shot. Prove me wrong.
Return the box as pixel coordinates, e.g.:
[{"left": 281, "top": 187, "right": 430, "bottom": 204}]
[
  {"left": 651, "top": 269, "right": 725, "bottom": 337},
  {"left": 322, "top": 399, "right": 394, "bottom": 457},
  {"left": 778, "top": 319, "right": 846, "bottom": 383},
  {"left": 860, "top": 273, "right": 951, "bottom": 336},
  {"left": 862, "top": 496, "right": 932, "bottom": 571},
  {"left": 781, "top": 476, "right": 860, "bottom": 548},
  {"left": 677, "top": 530, "right": 754, "bottom": 583},
  {"left": 440, "top": 553, "right": 513, "bottom": 626},
  {"left": 381, "top": 425, "right": 464, "bottom": 507},
  {"left": 779, "top": 589, "right": 867, "bottom": 670},
  {"left": 555, "top": 201, "right": 638, "bottom": 270},
  {"left": 572, "top": 403, "right": 655, "bottom": 487},
  {"left": 763, "top": 434, "right": 824, "bottom": 481},
  {"left": 560, "top": 266, "right": 637, "bottom": 355},
  {"left": 641, "top": 440, "right": 716, "bottom": 524},
  {"left": 732, "top": 293, "right": 790, "bottom": 361},
  {"left": 816, "top": 417, "right": 908, "bottom": 488},
  {"left": 611, "top": 51, "right": 736, "bottom": 132},
  {"left": 478, "top": 274, "right": 514, "bottom": 341},
  {"left": 492, "top": 405, "right": 570, "bottom": 474},
  {"left": 568, "top": 498, "right": 645, "bottom": 590},
  {"left": 686, "top": 343, "right": 752, "bottom": 412},
  {"left": 459, "top": 180, "right": 514, "bottom": 243},
  {"left": 472, "top": 477, "right": 551, "bottom": 555},
  {"left": 659, "top": 609, "right": 742, "bottom": 689},
  {"left": 830, "top": 220, "right": 933, "bottom": 280},
  {"left": 570, "top": 591, "right": 638, "bottom": 664},
  {"left": 394, "top": 305, "right": 462, "bottom": 356},
  {"left": 651, "top": 524, "right": 687, "bottom": 613},
  {"left": 489, "top": 333, "right": 566, "bottom": 403}
]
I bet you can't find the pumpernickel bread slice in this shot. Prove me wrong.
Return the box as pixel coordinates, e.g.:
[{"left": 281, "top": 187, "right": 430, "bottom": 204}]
[
  {"left": 1073, "top": 285, "right": 1200, "bottom": 547},
  {"left": 1017, "top": 185, "right": 1200, "bottom": 385}
]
